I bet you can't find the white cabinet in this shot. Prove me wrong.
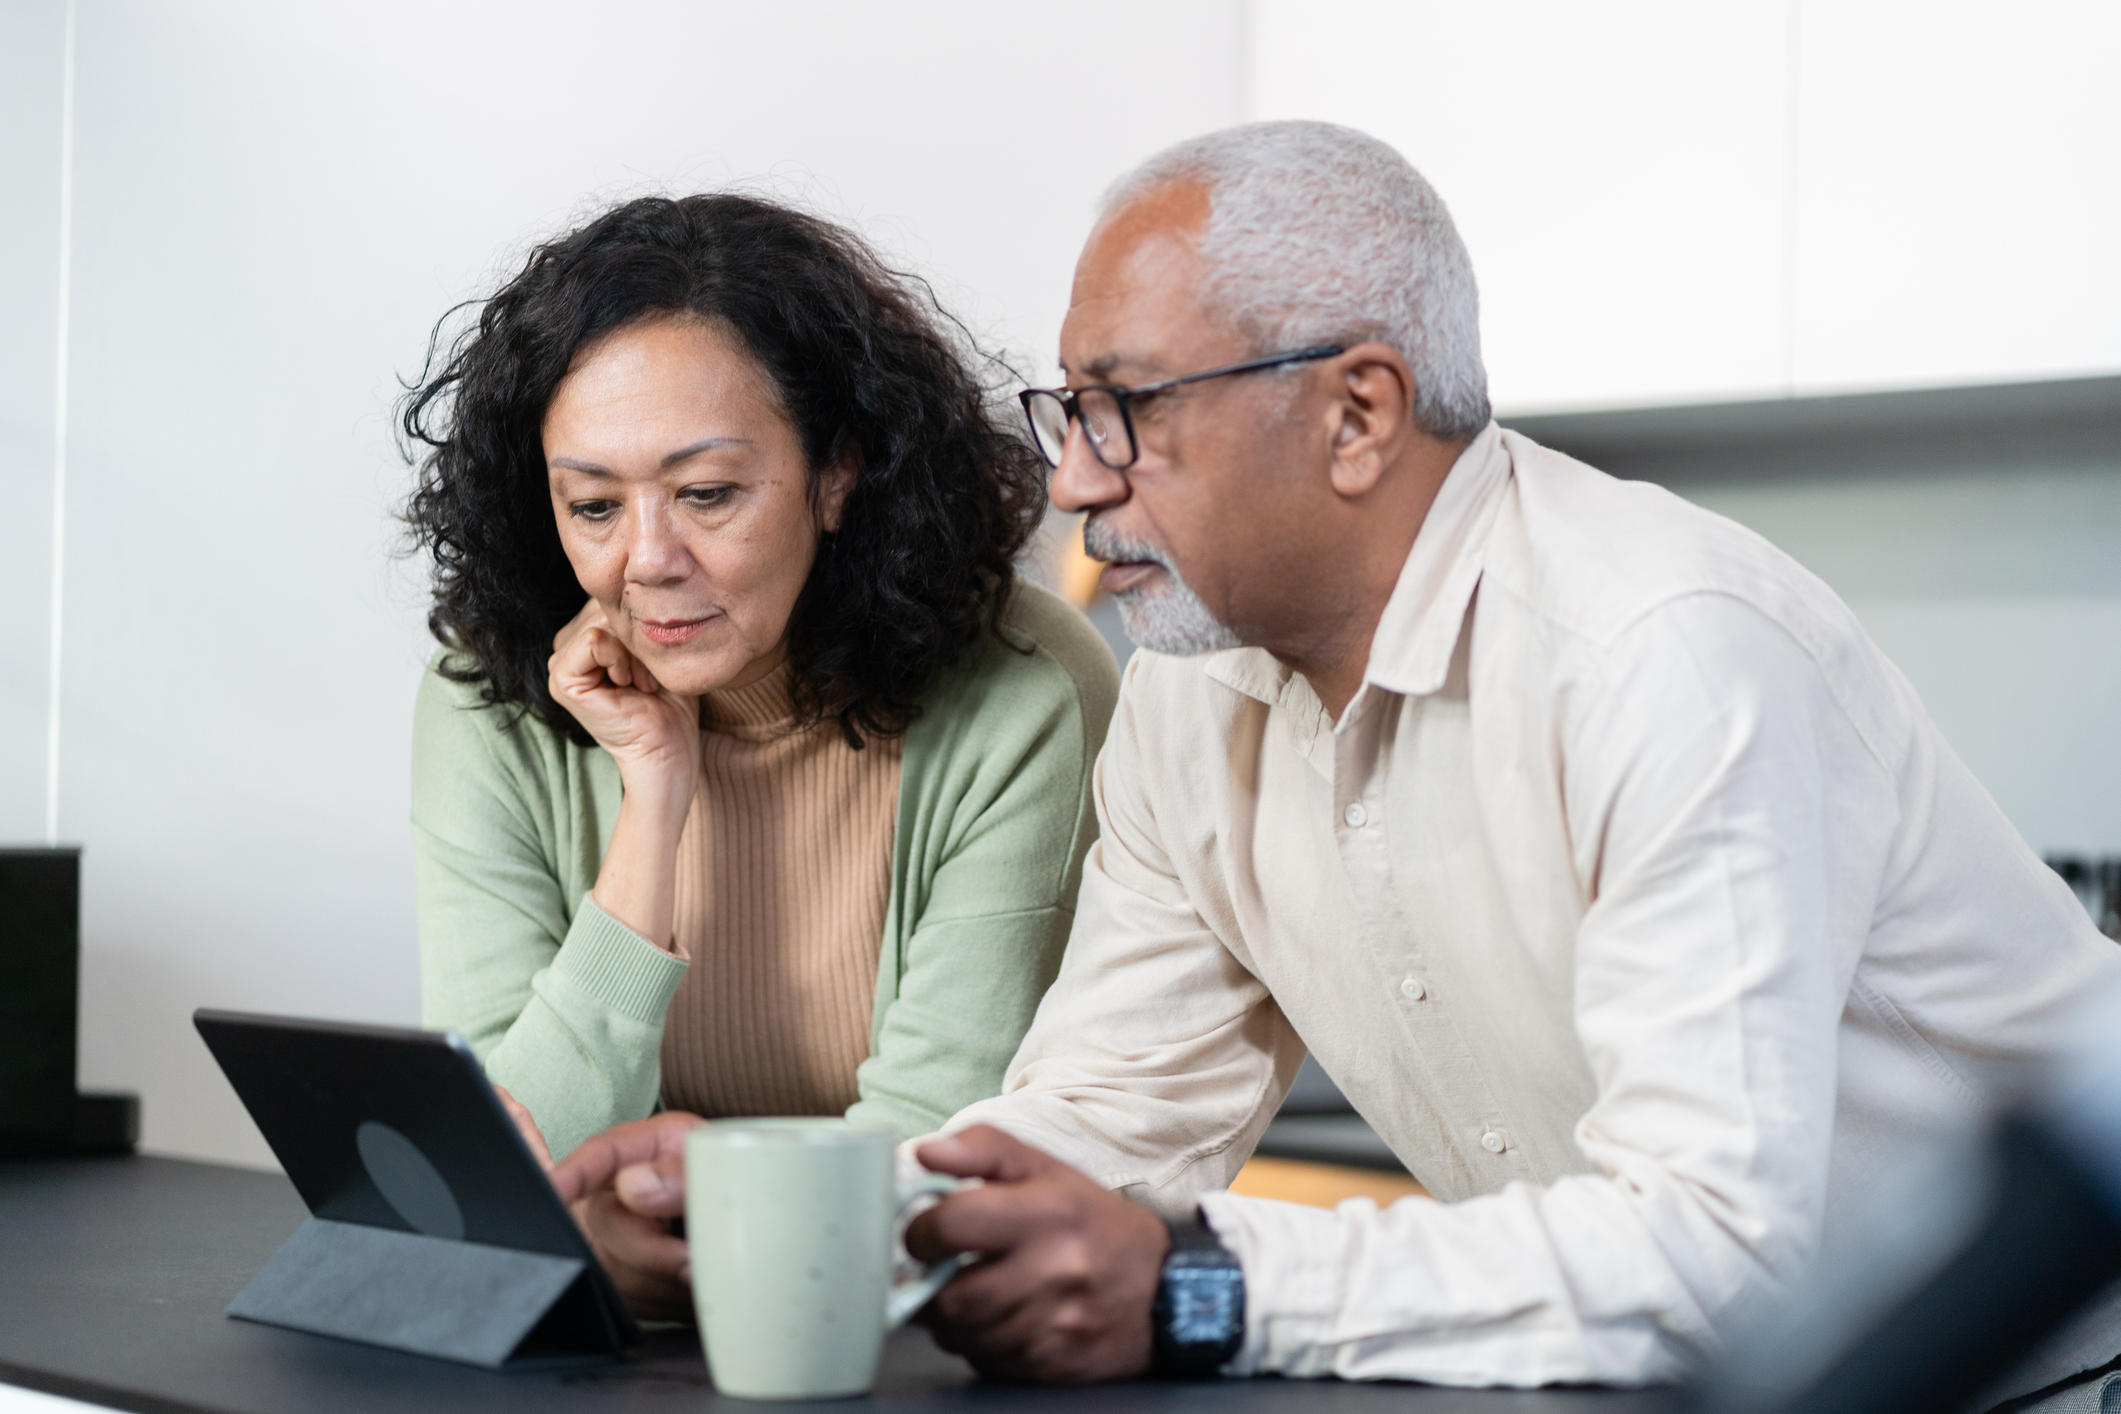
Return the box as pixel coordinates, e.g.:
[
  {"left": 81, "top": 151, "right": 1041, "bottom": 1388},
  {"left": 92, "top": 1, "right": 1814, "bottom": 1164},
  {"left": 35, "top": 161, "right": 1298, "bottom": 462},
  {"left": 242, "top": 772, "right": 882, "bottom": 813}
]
[
  {"left": 1247, "top": 0, "right": 2121, "bottom": 410},
  {"left": 1792, "top": 0, "right": 2121, "bottom": 393},
  {"left": 1248, "top": 0, "right": 1790, "bottom": 412}
]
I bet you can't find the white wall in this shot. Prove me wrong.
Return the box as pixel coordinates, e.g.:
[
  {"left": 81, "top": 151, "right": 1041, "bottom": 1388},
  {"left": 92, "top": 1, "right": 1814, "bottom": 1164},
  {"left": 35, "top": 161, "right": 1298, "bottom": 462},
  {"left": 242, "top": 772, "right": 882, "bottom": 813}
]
[
  {"left": 0, "top": 2, "right": 66, "bottom": 846},
  {"left": 2, "top": 0, "right": 1241, "bottom": 1167},
  {"left": 1672, "top": 464, "right": 2121, "bottom": 857}
]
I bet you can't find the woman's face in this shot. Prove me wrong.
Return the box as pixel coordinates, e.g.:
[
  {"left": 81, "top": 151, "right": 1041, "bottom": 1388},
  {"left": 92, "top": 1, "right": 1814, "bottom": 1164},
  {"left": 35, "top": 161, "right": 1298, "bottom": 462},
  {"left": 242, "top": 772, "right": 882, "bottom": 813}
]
[{"left": 543, "top": 316, "right": 853, "bottom": 697}]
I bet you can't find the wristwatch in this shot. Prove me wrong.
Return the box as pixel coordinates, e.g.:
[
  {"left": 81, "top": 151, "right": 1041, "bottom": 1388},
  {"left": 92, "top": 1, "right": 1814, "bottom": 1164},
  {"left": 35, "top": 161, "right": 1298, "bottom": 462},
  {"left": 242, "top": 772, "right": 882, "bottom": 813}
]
[{"left": 1150, "top": 1211, "right": 1245, "bottom": 1377}]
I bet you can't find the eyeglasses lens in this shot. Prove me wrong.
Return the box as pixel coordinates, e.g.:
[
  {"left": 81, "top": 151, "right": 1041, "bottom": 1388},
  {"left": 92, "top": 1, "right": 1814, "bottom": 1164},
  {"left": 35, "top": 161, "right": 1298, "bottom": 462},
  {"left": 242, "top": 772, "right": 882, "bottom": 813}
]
[
  {"left": 1024, "top": 392, "right": 1070, "bottom": 467},
  {"left": 1021, "top": 388, "right": 1133, "bottom": 470},
  {"left": 1076, "top": 389, "right": 1130, "bottom": 469}
]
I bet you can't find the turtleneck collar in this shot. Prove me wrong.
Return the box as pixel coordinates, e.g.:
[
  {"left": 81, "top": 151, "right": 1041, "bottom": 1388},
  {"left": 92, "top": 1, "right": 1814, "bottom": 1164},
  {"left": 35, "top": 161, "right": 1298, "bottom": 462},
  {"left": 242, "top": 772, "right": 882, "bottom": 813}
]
[{"left": 703, "top": 659, "right": 799, "bottom": 740}]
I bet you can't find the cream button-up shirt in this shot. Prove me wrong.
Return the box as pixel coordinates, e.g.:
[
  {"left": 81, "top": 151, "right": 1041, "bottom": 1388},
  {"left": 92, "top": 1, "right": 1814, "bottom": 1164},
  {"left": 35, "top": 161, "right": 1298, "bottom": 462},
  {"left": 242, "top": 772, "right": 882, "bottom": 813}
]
[{"left": 944, "top": 424, "right": 2121, "bottom": 1388}]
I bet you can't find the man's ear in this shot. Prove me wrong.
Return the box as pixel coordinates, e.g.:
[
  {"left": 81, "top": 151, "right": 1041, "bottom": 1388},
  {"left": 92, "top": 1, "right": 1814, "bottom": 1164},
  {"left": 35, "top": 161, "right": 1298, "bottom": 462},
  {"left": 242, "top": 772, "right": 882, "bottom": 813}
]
[
  {"left": 818, "top": 446, "right": 861, "bottom": 532},
  {"left": 1324, "top": 342, "right": 1417, "bottom": 500}
]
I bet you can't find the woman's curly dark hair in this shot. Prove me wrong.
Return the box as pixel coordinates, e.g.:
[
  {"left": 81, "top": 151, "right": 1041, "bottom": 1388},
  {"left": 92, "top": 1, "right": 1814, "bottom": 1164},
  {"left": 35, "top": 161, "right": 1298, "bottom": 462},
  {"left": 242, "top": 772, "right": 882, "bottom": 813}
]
[{"left": 400, "top": 193, "right": 1046, "bottom": 747}]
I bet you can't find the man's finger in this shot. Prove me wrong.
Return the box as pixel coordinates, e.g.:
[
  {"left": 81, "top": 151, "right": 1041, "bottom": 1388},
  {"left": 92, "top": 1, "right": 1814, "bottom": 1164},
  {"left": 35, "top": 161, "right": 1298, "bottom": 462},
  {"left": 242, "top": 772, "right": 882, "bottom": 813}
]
[
  {"left": 923, "top": 1247, "right": 1040, "bottom": 1331},
  {"left": 925, "top": 1280, "right": 1073, "bottom": 1381},
  {"left": 907, "top": 1176, "right": 1072, "bottom": 1260},
  {"left": 914, "top": 1125, "right": 1054, "bottom": 1186}
]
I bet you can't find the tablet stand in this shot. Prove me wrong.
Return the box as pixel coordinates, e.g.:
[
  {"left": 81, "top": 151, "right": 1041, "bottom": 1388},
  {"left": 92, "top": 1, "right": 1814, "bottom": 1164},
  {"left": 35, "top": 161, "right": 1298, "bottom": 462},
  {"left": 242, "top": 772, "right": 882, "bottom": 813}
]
[{"left": 228, "top": 1217, "right": 620, "bottom": 1369}]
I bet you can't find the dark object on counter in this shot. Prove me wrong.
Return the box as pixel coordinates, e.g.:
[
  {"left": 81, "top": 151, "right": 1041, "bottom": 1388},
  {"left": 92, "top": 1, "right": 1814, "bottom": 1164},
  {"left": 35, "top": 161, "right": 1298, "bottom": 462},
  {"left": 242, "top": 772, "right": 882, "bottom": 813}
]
[
  {"left": 1696, "top": 1020, "right": 2121, "bottom": 1414},
  {"left": 194, "top": 1009, "right": 640, "bottom": 1369},
  {"left": 0, "top": 847, "right": 138, "bottom": 1158},
  {"left": 2046, "top": 855, "right": 2121, "bottom": 941}
]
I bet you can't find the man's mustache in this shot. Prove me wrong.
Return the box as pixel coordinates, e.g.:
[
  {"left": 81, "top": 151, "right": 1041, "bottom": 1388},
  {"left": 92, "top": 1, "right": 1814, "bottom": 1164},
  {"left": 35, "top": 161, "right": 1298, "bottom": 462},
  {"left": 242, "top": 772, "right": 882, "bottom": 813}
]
[{"left": 1081, "top": 519, "right": 1172, "bottom": 575}]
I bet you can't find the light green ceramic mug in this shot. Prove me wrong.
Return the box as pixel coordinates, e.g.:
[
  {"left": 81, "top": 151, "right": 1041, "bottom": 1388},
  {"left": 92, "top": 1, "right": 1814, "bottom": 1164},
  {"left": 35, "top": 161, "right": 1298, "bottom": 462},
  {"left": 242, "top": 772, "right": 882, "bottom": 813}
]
[{"left": 684, "top": 1118, "right": 960, "bottom": 1400}]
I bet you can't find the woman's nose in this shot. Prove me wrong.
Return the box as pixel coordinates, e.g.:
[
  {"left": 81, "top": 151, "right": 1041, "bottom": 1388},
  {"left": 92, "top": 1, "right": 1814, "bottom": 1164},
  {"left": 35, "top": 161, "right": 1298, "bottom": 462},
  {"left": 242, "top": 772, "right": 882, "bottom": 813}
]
[{"left": 625, "top": 505, "right": 691, "bottom": 584}]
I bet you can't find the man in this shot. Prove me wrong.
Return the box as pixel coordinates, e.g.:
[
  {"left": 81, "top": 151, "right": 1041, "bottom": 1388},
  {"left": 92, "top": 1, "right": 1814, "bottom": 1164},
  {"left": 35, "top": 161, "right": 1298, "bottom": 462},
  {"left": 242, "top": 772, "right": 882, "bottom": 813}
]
[{"left": 554, "top": 121, "right": 2121, "bottom": 1393}]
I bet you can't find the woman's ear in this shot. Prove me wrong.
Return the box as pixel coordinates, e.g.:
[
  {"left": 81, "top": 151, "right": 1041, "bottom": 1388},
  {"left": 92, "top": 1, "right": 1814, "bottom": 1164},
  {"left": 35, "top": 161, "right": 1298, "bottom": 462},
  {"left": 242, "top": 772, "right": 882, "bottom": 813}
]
[{"left": 818, "top": 447, "right": 861, "bottom": 533}]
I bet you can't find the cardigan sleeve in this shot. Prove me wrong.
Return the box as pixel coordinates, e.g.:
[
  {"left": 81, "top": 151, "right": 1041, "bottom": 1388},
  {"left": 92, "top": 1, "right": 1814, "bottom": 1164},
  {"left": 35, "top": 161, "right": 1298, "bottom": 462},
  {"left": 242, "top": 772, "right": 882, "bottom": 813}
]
[
  {"left": 846, "top": 589, "right": 1120, "bottom": 1138},
  {"left": 410, "top": 666, "right": 688, "bottom": 1159}
]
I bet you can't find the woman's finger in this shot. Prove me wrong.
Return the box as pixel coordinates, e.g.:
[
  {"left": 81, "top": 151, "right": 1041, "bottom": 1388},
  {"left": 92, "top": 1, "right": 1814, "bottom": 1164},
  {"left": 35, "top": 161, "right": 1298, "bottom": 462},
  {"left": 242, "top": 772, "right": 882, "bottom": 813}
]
[
  {"left": 586, "top": 1195, "right": 690, "bottom": 1277},
  {"left": 615, "top": 1157, "right": 687, "bottom": 1218},
  {"left": 552, "top": 596, "right": 607, "bottom": 653},
  {"left": 551, "top": 1112, "right": 703, "bottom": 1205},
  {"left": 586, "top": 629, "right": 635, "bottom": 688},
  {"left": 490, "top": 1084, "right": 554, "bottom": 1172}
]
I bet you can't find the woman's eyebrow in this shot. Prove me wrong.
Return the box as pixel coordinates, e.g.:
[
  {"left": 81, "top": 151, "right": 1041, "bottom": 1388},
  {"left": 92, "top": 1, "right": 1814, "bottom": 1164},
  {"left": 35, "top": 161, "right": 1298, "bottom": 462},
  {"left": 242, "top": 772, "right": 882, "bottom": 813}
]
[
  {"left": 661, "top": 436, "right": 751, "bottom": 468},
  {"left": 549, "top": 437, "right": 753, "bottom": 477}
]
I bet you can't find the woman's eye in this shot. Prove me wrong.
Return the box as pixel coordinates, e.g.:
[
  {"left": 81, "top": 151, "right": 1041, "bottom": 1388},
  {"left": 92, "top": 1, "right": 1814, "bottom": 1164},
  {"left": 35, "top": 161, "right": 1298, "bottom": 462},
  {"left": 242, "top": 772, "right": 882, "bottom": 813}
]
[
  {"left": 681, "top": 486, "right": 735, "bottom": 508},
  {"left": 569, "top": 500, "right": 619, "bottom": 521}
]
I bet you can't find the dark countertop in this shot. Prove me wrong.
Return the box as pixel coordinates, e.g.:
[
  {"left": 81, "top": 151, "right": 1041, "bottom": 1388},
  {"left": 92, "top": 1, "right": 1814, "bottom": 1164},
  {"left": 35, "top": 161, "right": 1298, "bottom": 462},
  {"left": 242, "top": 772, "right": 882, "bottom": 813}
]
[{"left": 0, "top": 1154, "right": 1675, "bottom": 1412}]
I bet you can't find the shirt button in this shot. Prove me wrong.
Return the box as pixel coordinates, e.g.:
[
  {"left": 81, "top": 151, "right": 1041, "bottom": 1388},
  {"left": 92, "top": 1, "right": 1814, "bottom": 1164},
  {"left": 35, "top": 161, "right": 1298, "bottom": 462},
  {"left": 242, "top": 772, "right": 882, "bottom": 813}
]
[
  {"left": 1343, "top": 802, "right": 1367, "bottom": 828},
  {"left": 1399, "top": 975, "right": 1426, "bottom": 1001},
  {"left": 1480, "top": 1130, "right": 1506, "bottom": 1154}
]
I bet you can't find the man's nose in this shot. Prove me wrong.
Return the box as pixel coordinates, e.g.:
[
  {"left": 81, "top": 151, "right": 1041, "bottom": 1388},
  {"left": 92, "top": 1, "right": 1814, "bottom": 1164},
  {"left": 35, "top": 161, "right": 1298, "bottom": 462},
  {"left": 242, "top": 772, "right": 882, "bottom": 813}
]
[{"left": 1046, "top": 419, "right": 1128, "bottom": 517}]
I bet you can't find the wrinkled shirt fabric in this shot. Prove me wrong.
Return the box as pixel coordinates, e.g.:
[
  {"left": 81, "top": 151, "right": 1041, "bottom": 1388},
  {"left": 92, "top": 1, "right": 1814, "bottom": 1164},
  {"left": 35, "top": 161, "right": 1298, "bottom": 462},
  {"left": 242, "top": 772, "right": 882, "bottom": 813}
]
[{"left": 941, "top": 424, "right": 2121, "bottom": 1388}]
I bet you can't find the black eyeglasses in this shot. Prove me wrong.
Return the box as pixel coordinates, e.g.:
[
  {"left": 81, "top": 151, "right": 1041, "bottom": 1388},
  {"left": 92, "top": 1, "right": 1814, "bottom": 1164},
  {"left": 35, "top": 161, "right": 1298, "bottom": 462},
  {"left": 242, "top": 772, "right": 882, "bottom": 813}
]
[{"left": 1017, "top": 345, "right": 1345, "bottom": 471}]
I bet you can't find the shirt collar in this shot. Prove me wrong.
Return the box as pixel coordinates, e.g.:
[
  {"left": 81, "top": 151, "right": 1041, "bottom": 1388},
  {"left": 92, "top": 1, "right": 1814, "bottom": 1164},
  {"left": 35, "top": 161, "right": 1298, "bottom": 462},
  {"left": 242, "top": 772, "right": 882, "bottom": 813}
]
[
  {"left": 1361, "top": 420, "right": 1510, "bottom": 699},
  {"left": 1203, "top": 421, "right": 1510, "bottom": 711}
]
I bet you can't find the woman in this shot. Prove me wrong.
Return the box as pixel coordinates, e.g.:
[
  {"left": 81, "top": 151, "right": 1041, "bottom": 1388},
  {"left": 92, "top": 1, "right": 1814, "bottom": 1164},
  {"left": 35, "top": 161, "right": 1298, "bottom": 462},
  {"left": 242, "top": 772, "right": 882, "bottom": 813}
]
[{"left": 400, "top": 194, "right": 1117, "bottom": 1171}]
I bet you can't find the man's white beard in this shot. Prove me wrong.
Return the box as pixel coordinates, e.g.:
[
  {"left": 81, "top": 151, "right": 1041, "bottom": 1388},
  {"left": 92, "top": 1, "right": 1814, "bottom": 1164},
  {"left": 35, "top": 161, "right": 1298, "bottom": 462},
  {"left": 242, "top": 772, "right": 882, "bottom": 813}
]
[{"left": 1083, "top": 521, "right": 1242, "bottom": 657}]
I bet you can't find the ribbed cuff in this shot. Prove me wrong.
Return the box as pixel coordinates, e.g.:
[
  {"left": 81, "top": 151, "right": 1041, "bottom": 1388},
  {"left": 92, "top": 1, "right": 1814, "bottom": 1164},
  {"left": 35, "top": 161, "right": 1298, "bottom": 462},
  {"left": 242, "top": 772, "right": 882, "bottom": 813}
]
[{"left": 549, "top": 895, "right": 689, "bottom": 1024}]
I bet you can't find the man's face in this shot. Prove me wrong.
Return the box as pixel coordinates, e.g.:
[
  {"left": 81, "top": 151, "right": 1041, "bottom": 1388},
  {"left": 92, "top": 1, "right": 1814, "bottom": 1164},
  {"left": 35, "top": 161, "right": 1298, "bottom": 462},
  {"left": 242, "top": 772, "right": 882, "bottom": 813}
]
[{"left": 1052, "top": 183, "right": 1319, "bottom": 654}]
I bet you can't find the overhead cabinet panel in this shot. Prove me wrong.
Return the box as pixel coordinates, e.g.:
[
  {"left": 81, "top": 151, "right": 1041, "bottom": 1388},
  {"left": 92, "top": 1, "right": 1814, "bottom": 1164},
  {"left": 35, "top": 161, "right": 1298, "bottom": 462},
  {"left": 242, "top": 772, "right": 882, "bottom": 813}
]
[
  {"left": 1792, "top": 0, "right": 2121, "bottom": 392},
  {"left": 1249, "top": 0, "right": 1789, "bottom": 412}
]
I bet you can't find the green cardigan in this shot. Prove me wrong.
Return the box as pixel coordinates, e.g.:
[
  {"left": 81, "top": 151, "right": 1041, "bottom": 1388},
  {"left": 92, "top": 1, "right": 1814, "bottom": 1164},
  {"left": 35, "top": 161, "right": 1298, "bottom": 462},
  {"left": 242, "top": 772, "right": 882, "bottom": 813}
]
[{"left": 411, "top": 584, "right": 1118, "bottom": 1158}]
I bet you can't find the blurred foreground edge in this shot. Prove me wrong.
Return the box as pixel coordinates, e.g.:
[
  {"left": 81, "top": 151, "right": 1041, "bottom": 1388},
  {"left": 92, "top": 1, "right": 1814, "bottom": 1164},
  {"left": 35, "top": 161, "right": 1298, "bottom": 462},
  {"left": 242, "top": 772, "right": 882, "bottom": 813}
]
[{"left": 1696, "top": 999, "right": 2121, "bottom": 1414}]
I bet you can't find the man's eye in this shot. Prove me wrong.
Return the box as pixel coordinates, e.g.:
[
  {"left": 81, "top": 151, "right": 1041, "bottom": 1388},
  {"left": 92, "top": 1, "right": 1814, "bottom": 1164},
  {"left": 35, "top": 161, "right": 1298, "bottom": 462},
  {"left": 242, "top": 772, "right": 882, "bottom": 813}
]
[{"left": 569, "top": 500, "right": 618, "bottom": 521}]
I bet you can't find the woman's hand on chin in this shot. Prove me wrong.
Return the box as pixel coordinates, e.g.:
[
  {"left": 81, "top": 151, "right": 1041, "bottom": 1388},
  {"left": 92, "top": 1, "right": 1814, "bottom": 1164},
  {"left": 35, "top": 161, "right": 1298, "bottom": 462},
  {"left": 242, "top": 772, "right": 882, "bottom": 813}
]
[{"left": 549, "top": 598, "right": 700, "bottom": 801}]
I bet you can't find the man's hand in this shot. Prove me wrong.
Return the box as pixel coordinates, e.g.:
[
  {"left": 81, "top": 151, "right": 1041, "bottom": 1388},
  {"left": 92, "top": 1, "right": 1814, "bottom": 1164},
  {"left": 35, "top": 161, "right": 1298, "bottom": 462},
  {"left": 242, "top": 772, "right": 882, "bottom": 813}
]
[
  {"left": 905, "top": 1125, "right": 1171, "bottom": 1382},
  {"left": 549, "top": 1111, "right": 702, "bottom": 1323}
]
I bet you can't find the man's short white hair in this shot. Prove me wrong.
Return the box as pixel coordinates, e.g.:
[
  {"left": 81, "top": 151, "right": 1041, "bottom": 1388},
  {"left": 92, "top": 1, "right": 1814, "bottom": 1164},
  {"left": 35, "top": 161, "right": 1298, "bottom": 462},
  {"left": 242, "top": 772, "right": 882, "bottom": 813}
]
[{"left": 1101, "top": 120, "right": 1491, "bottom": 441}]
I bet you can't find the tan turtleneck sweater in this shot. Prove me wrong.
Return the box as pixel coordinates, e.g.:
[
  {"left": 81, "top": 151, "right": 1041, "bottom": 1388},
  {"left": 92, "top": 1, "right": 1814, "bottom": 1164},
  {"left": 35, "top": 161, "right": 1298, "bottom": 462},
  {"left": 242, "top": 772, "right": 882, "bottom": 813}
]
[{"left": 658, "top": 664, "right": 904, "bottom": 1119}]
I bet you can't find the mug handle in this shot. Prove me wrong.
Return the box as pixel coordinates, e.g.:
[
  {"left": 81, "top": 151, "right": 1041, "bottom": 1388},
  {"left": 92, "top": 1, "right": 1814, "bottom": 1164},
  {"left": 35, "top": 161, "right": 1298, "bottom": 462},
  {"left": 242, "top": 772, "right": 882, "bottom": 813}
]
[{"left": 886, "top": 1169, "right": 967, "bottom": 1329}]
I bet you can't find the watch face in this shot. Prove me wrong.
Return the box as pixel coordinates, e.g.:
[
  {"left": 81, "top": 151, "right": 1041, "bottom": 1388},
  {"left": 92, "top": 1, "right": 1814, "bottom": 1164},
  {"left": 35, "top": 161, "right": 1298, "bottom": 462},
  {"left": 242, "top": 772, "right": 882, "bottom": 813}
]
[{"left": 1164, "top": 1265, "right": 1244, "bottom": 1347}]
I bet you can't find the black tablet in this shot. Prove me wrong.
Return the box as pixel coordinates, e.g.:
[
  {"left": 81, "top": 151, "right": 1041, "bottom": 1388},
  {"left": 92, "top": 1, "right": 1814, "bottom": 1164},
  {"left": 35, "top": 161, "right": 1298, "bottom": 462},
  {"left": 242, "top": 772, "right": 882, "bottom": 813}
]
[{"left": 193, "top": 1008, "right": 641, "bottom": 1352}]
